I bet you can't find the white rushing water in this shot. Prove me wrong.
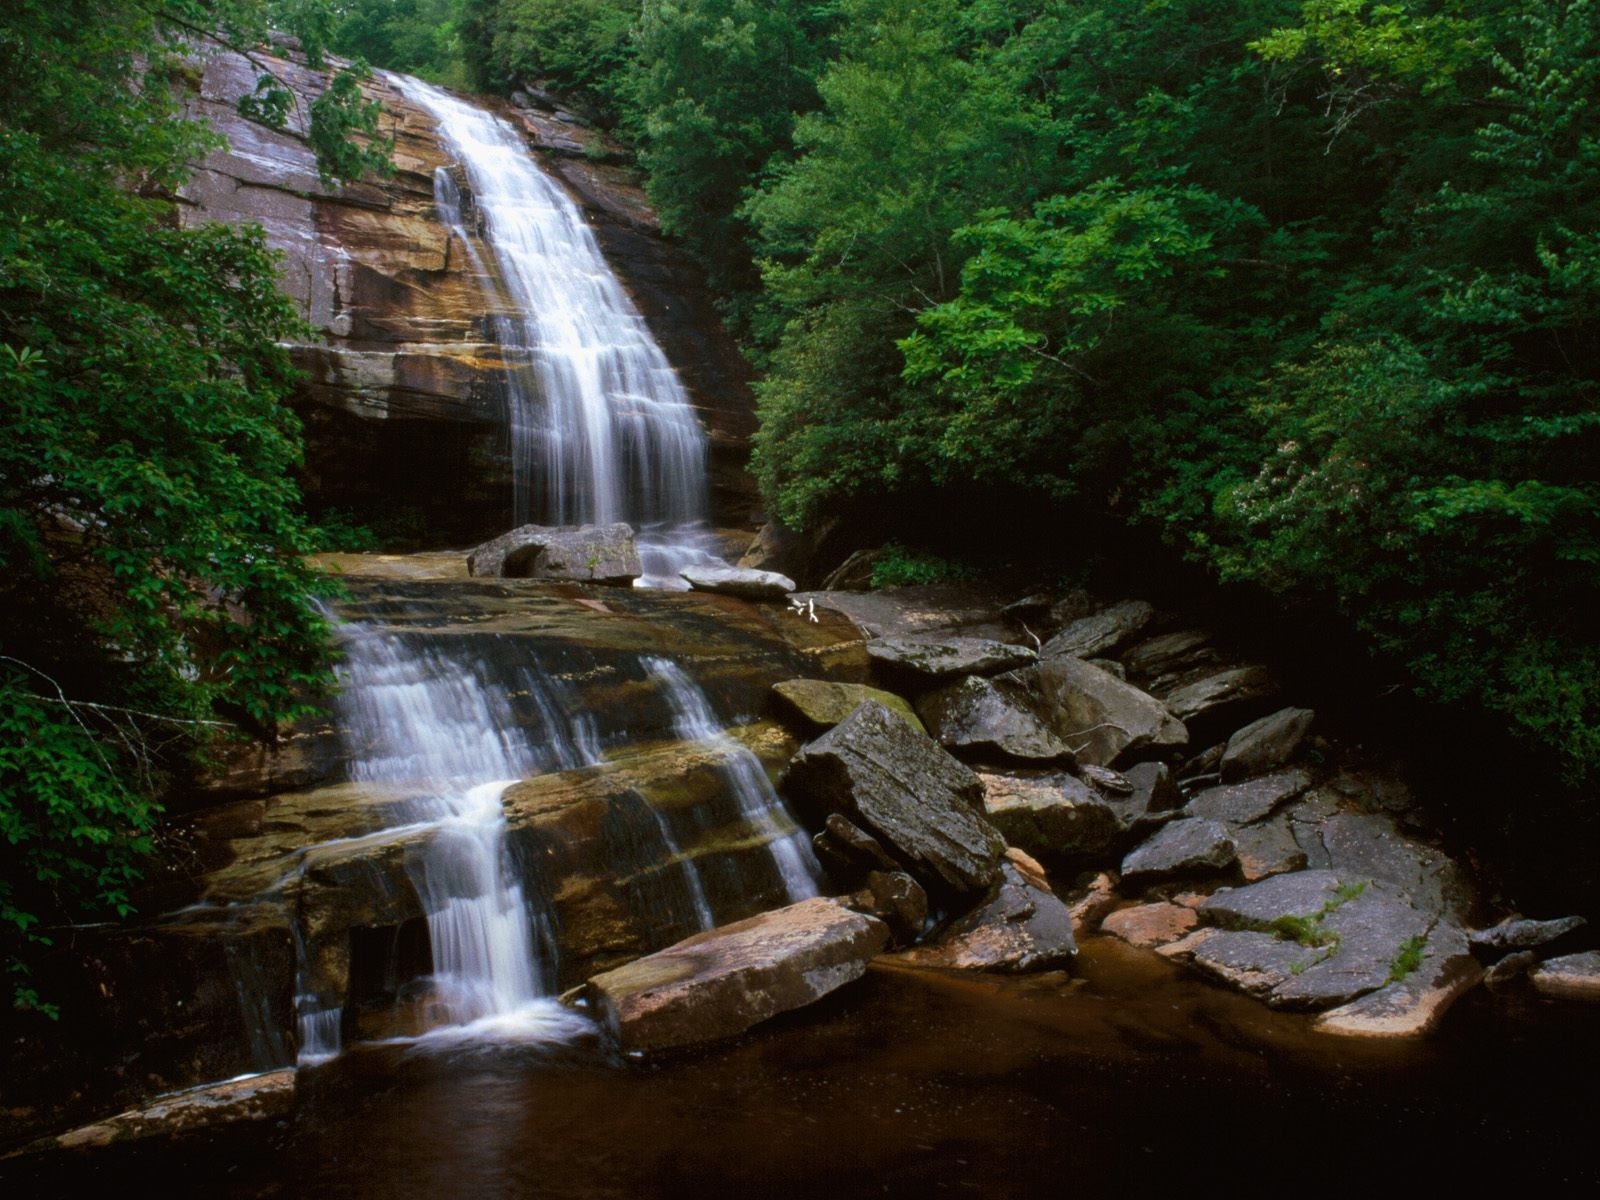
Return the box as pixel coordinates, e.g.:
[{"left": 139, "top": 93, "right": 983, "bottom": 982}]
[
  {"left": 647, "top": 658, "right": 822, "bottom": 903},
  {"left": 302, "top": 628, "right": 600, "bottom": 1060},
  {"left": 398, "top": 76, "right": 723, "bottom": 588}
]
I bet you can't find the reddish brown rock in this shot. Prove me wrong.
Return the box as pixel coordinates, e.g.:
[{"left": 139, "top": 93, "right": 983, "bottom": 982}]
[
  {"left": 583, "top": 898, "right": 889, "bottom": 1052},
  {"left": 1100, "top": 903, "right": 1200, "bottom": 949}
]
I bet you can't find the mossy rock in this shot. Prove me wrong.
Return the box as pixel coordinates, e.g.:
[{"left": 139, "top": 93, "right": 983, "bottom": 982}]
[{"left": 772, "top": 679, "right": 926, "bottom": 735}]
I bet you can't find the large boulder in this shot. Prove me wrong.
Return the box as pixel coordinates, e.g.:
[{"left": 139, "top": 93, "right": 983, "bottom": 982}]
[
  {"left": 784, "top": 702, "right": 1007, "bottom": 900},
  {"left": 979, "top": 772, "right": 1124, "bottom": 859},
  {"left": 1184, "top": 769, "right": 1312, "bottom": 825},
  {"left": 467, "top": 522, "right": 641, "bottom": 584},
  {"left": 1220, "top": 707, "right": 1315, "bottom": 782},
  {"left": 885, "top": 856, "right": 1077, "bottom": 973},
  {"left": 583, "top": 898, "right": 890, "bottom": 1052},
  {"left": 867, "top": 636, "right": 1036, "bottom": 683},
  {"left": 680, "top": 564, "right": 796, "bottom": 599},
  {"left": 1314, "top": 922, "right": 1482, "bottom": 1037},
  {"left": 1121, "top": 629, "right": 1217, "bottom": 681},
  {"left": 1163, "top": 666, "right": 1278, "bottom": 742},
  {"left": 771, "top": 679, "right": 925, "bottom": 735},
  {"left": 1040, "top": 600, "right": 1155, "bottom": 661},
  {"left": 917, "top": 675, "right": 1076, "bottom": 764},
  {"left": 1468, "top": 915, "right": 1588, "bottom": 959},
  {"left": 1025, "top": 658, "right": 1189, "bottom": 768}
]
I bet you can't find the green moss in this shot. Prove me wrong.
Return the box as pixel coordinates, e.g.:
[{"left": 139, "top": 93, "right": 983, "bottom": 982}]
[{"left": 1388, "top": 934, "right": 1428, "bottom": 983}]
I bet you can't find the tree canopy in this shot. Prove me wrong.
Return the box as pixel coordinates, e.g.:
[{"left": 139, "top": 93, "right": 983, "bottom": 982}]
[{"left": 0, "top": 0, "right": 389, "bottom": 1010}]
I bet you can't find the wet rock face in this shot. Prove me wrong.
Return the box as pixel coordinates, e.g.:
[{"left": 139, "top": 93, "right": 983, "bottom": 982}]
[
  {"left": 1026, "top": 657, "right": 1189, "bottom": 768},
  {"left": 885, "top": 860, "right": 1078, "bottom": 973},
  {"left": 771, "top": 679, "right": 924, "bottom": 736},
  {"left": 583, "top": 898, "right": 890, "bottom": 1052},
  {"left": 784, "top": 702, "right": 1007, "bottom": 901},
  {"left": 916, "top": 675, "right": 1077, "bottom": 765},
  {"left": 866, "top": 636, "right": 1037, "bottom": 683},
  {"left": 178, "top": 45, "right": 759, "bottom": 533},
  {"left": 467, "top": 523, "right": 642, "bottom": 583}
]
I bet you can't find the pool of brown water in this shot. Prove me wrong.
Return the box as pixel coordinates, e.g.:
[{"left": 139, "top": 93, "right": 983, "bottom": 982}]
[{"left": 7, "top": 939, "right": 1594, "bottom": 1196}]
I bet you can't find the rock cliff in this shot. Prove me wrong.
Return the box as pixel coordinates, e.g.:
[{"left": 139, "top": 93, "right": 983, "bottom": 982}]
[{"left": 177, "top": 43, "right": 758, "bottom": 537}]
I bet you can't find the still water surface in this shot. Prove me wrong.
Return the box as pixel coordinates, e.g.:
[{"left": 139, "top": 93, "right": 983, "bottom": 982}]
[{"left": 10, "top": 940, "right": 1594, "bottom": 1196}]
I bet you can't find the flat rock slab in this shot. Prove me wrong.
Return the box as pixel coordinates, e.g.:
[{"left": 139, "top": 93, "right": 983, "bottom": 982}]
[
  {"left": 585, "top": 898, "right": 890, "bottom": 1052},
  {"left": 1026, "top": 657, "right": 1189, "bottom": 768},
  {"left": 981, "top": 772, "right": 1123, "bottom": 859},
  {"left": 867, "top": 636, "right": 1036, "bottom": 682},
  {"left": 1529, "top": 951, "right": 1600, "bottom": 1001},
  {"left": 1187, "top": 930, "right": 1316, "bottom": 999},
  {"left": 1101, "top": 903, "right": 1199, "bottom": 949},
  {"left": 1233, "top": 816, "right": 1309, "bottom": 882},
  {"left": 1121, "top": 817, "right": 1236, "bottom": 885},
  {"left": 785, "top": 702, "right": 1006, "bottom": 899},
  {"left": 1199, "top": 873, "right": 1439, "bottom": 1011},
  {"left": 1295, "top": 807, "right": 1477, "bottom": 921},
  {"left": 772, "top": 679, "right": 924, "bottom": 735},
  {"left": 1315, "top": 923, "right": 1482, "bottom": 1038},
  {"left": 1122, "top": 629, "right": 1216, "bottom": 680},
  {"left": 918, "top": 675, "right": 1076, "bottom": 764},
  {"left": 1040, "top": 600, "right": 1154, "bottom": 660},
  {"left": 1221, "top": 707, "right": 1315, "bottom": 782},
  {"left": 39, "top": 1069, "right": 297, "bottom": 1152},
  {"left": 886, "top": 861, "right": 1077, "bottom": 974},
  {"left": 1185, "top": 768, "right": 1312, "bottom": 825},
  {"left": 680, "top": 565, "right": 797, "bottom": 598},
  {"left": 1469, "top": 915, "right": 1588, "bottom": 957},
  {"left": 467, "top": 522, "right": 641, "bottom": 584}
]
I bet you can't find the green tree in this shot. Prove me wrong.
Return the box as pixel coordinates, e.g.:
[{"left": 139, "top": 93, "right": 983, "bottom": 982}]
[{"left": 0, "top": 0, "right": 388, "bottom": 1009}]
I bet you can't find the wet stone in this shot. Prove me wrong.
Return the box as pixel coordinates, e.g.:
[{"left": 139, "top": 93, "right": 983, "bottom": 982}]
[
  {"left": 980, "top": 772, "right": 1124, "bottom": 860},
  {"left": 885, "top": 862, "right": 1078, "bottom": 974},
  {"left": 1220, "top": 707, "right": 1315, "bottom": 782},
  {"left": 785, "top": 702, "right": 1006, "bottom": 900},
  {"left": 1185, "top": 769, "right": 1312, "bottom": 826},
  {"left": 916, "top": 675, "right": 1076, "bottom": 764},
  {"left": 1025, "top": 657, "right": 1189, "bottom": 768},
  {"left": 1066, "top": 872, "right": 1121, "bottom": 939},
  {"left": 1314, "top": 922, "right": 1482, "bottom": 1038},
  {"left": 1163, "top": 666, "right": 1278, "bottom": 741},
  {"left": 866, "top": 636, "right": 1037, "bottom": 683},
  {"left": 1100, "top": 903, "right": 1199, "bottom": 949},
  {"left": 584, "top": 897, "right": 891, "bottom": 1053},
  {"left": 1528, "top": 951, "right": 1600, "bottom": 1001},
  {"left": 1233, "top": 816, "right": 1309, "bottom": 882},
  {"left": 1469, "top": 915, "right": 1588, "bottom": 958},
  {"left": 1040, "top": 600, "right": 1154, "bottom": 661},
  {"left": 1120, "top": 818, "right": 1236, "bottom": 886},
  {"left": 863, "top": 870, "right": 930, "bottom": 944},
  {"left": 680, "top": 565, "right": 797, "bottom": 599},
  {"left": 467, "top": 522, "right": 642, "bottom": 584}
]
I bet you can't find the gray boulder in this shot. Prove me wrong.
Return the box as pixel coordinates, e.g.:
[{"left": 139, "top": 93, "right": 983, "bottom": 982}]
[
  {"left": 861, "top": 870, "right": 930, "bottom": 944},
  {"left": 811, "top": 812, "right": 901, "bottom": 880},
  {"left": 1233, "top": 816, "right": 1310, "bottom": 882},
  {"left": 917, "top": 675, "right": 1076, "bottom": 764},
  {"left": 785, "top": 702, "right": 1007, "bottom": 899},
  {"left": 1529, "top": 950, "right": 1600, "bottom": 1001},
  {"left": 584, "top": 898, "right": 890, "bottom": 1052},
  {"left": 867, "top": 635, "right": 1036, "bottom": 683},
  {"left": 467, "top": 522, "right": 641, "bottom": 584},
  {"left": 980, "top": 771, "right": 1124, "bottom": 859},
  {"left": 1185, "top": 768, "right": 1312, "bottom": 825},
  {"left": 680, "top": 564, "right": 797, "bottom": 599},
  {"left": 1026, "top": 657, "right": 1189, "bottom": 768},
  {"left": 1468, "top": 915, "right": 1588, "bottom": 958},
  {"left": 1220, "top": 707, "right": 1315, "bottom": 782},
  {"left": 1121, "top": 629, "right": 1217, "bottom": 680},
  {"left": 1120, "top": 817, "right": 1237, "bottom": 885},
  {"left": 1040, "top": 600, "right": 1154, "bottom": 660},
  {"left": 887, "top": 857, "right": 1077, "bottom": 973},
  {"left": 1163, "top": 666, "right": 1278, "bottom": 740},
  {"left": 1315, "top": 922, "right": 1482, "bottom": 1038}
]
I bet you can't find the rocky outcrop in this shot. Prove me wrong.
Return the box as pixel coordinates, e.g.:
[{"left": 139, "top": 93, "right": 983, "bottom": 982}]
[
  {"left": 1026, "top": 658, "right": 1189, "bottom": 767},
  {"left": 582, "top": 898, "right": 889, "bottom": 1052},
  {"left": 916, "top": 675, "right": 1077, "bottom": 764},
  {"left": 1120, "top": 818, "right": 1237, "bottom": 884},
  {"left": 980, "top": 772, "right": 1124, "bottom": 859},
  {"left": 467, "top": 522, "right": 641, "bottom": 583},
  {"left": 784, "top": 703, "right": 1007, "bottom": 901},
  {"left": 178, "top": 45, "right": 759, "bottom": 534}
]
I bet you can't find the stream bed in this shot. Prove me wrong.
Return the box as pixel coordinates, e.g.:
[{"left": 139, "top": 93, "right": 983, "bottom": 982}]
[{"left": 8, "top": 939, "right": 1593, "bottom": 1195}]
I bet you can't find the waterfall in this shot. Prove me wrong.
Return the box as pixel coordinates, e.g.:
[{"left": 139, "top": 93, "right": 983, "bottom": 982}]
[
  {"left": 306, "top": 627, "right": 597, "bottom": 1057},
  {"left": 397, "top": 76, "right": 723, "bottom": 589},
  {"left": 647, "top": 658, "right": 822, "bottom": 903}
]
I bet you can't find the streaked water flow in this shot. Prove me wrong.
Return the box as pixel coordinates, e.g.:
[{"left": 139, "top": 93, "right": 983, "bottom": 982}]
[
  {"left": 647, "top": 658, "right": 821, "bottom": 903},
  {"left": 397, "top": 76, "right": 721, "bottom": 588}
]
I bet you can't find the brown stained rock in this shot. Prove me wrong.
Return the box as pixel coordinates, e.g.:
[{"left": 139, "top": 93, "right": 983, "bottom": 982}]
[
  {"left": 1120, "top": 818, "right": 1237, "bottom": 886},
  {"left": 785, "top": 703, "right": 1006, "bottom": 900},
  {"left": 1100, "top": 903, "right": 1200, "bottom": 949},
  {"left": 863, "top": 871, "right": 931, "bottom": 944},
  {"left": 814, "top": 813, "right": 901, "bottom": 880},
  {"left": 884, "top": 863, "right": 1078, "bottom": 974},
  {"left": 1529, "top": 951, "right": 1600, "bottom": 1001},
  {"left": 1067, "top": 872, "right": 1121, "bottom": 938},
  {"left": 40, "top": 1070, "right": 298, "bottom": 1153},
  {"left": 584, "top": 898, "right": 889, "bottom": 1052},
  {"left": 1234, "top": 817, "right": 1310, "bottom": 883},
  {"left": 772, "top": 679, "right": 924, "bottom": 735}
]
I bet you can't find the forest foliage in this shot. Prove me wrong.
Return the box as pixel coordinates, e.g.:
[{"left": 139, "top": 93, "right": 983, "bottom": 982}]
[
  {"left": 445, "top": 0, "right": 1600, "bottom": 791},
  {"left": 0, "top": 0, "right": 389, "bottom": 1008}
]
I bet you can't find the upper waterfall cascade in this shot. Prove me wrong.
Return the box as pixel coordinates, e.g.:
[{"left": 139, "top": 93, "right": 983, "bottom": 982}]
[{"left": 397, "top": 76, "right": 722, "bottom": 588}]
